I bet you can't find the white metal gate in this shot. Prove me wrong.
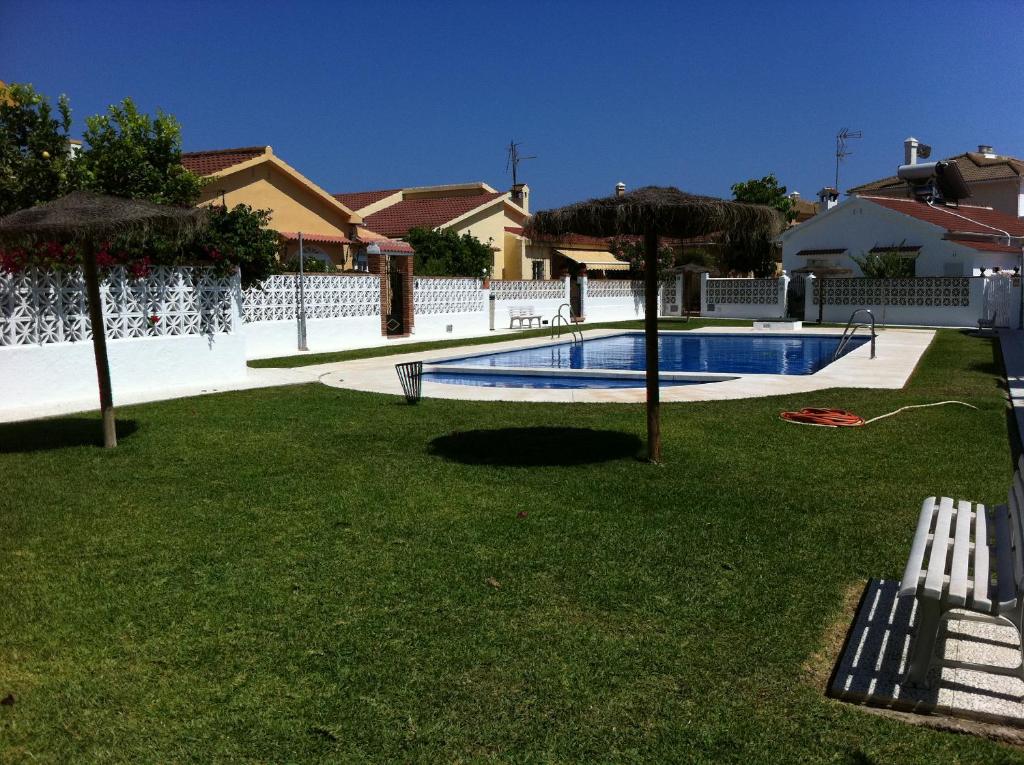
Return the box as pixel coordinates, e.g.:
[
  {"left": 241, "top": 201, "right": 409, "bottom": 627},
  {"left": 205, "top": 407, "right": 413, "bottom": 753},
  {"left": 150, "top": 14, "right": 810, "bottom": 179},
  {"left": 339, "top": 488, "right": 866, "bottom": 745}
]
[{"left": 983, "top": 274, "right": 1013, "bottom": 327}]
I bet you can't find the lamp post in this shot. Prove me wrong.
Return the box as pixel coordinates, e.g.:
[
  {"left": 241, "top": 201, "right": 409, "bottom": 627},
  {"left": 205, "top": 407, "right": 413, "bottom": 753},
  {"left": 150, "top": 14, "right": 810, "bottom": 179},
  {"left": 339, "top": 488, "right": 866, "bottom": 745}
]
[{"left": 297, "top": 232, "right": 308, "bottom": 351}]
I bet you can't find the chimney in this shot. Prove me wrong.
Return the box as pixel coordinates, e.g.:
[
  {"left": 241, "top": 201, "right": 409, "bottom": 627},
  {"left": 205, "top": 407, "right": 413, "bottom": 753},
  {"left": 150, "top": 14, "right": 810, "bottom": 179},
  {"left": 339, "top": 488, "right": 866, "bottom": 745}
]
[
  {"left": 904, "top": 137, "right": 920, "bottom": 165},
  {"left": 615, "top": 182, "right": 626, "bottom": 197},
  {"left": 978, "top": 144, "right": 996, "bottom": 158},
  {"left": 511, "top": 183, "right": 529, "bottom": 213},
  {"left": 818, "top": 187, "right": 839, "bottom": 211}
]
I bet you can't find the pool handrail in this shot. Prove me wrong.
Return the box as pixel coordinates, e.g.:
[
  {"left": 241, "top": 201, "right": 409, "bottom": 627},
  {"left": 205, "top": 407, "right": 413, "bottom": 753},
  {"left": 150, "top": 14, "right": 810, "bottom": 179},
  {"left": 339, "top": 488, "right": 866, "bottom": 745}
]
[
  {"left": 834, "top": 308, "right": 876, "bottom": 360},
  {"left": 551, "top": 303, "right": 583, "bottom": 343}
]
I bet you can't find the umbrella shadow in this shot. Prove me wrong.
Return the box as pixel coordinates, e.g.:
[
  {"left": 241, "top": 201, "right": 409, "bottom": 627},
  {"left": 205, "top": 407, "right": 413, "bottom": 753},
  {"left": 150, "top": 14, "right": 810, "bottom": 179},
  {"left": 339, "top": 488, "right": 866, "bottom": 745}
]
[
  {"left": 428, "top": 426, "right": 642, "bottom": 467},
  {"left": 0, "top": 417, "right": 139, "bottom": 453}
]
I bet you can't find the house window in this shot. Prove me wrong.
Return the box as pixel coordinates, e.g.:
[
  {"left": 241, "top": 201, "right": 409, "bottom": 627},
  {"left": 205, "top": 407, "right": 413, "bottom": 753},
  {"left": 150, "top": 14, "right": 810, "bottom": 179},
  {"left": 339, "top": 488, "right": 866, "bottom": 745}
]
[{"left": 531, "top": 260, "right": 545, "bottom": 280}]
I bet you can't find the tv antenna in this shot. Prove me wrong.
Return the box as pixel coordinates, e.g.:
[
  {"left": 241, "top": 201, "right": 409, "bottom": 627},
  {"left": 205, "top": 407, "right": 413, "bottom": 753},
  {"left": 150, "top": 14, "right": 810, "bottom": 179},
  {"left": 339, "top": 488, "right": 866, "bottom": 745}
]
[
  {"left": 835, "top": 128, "right": 862, "bottom": 190},
  {"left": 506, "top": 140, "right": 536, "bottom": 187}
]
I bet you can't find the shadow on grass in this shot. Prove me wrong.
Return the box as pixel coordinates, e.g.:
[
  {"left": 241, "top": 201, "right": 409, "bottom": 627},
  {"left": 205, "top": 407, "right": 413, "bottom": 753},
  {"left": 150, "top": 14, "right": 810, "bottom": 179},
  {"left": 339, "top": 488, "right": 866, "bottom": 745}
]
[
  {"left": 428, "top": 426, "right": 642, "bottom": 467},
  {"left": 0, "top": 418, "right": 139, "bottom": 453}
]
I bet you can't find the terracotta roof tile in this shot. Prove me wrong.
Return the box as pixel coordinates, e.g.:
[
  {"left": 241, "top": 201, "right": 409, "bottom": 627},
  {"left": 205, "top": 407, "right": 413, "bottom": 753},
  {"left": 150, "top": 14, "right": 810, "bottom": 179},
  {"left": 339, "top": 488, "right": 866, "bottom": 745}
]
[
  {"left": 796, "top": 248, "right": 847, "bottom": 256},
  {"left": 849, "top": 151, "right": 1024, "bottom": 193},
  {"left": 955, "top": 239, "right": 1021, "bottom": 254},
  {"left": 181, "top": 146, "right": 267, "bottom": 175},
  {"left": 362, "top": 192, "right": 504, "bottom": 237},
  {"left": 862, "top": 196, "right": 1024, "bottom": 237},
  {"left": 332, "top": 189, "right": 402, "bottom": 212}
]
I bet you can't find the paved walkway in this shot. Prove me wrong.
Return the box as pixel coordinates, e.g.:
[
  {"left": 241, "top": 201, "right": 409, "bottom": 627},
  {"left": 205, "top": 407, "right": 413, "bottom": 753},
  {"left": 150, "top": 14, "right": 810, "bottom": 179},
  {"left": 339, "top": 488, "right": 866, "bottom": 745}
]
[{"left": 314, "top": 326, "right": 935, "bottom": 404}]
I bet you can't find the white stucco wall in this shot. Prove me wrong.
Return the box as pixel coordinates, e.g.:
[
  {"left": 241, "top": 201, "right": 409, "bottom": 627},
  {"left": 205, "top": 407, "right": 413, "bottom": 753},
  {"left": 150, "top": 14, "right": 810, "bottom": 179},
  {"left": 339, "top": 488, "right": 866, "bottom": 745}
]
[
  {"left": 1, "top": 332, "right": 248, "bottom": 413},
  {"left": 801, "top": 275, "right": 1001, "bottom": 327},
  {"left": 242, "top": 316, "right": 384, "bottom": 359},
  {"left": 781, "top": 197, "right": 1021, "bottom": 277}
]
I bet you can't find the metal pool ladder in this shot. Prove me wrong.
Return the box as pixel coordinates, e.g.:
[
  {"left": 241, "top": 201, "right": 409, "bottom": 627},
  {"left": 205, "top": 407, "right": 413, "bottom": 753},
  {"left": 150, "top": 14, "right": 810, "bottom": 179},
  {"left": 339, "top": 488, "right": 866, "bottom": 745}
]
[
  {"left": 551, "top": 303, "right": 583, "bottom": 343},
  {"left": 834, "top": 308, "right": 876, "bottom": 360}
]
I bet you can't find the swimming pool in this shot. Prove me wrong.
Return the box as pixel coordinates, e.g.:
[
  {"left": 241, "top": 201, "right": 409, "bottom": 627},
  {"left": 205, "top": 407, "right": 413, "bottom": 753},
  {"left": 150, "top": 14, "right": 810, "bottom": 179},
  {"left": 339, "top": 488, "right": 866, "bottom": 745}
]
[{"left": 424, "top": 332, "right": 868, "bottom": 390}]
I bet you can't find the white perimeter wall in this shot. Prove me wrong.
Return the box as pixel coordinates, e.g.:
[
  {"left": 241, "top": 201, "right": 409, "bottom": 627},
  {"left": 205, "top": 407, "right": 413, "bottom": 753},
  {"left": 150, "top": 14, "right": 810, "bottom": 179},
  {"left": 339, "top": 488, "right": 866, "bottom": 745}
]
[
  {"left": 1, "top": 332, "right": 247, "bottom": 412},
  {"left": 804, "top": 275, "right": 993, "bottom": 327}
]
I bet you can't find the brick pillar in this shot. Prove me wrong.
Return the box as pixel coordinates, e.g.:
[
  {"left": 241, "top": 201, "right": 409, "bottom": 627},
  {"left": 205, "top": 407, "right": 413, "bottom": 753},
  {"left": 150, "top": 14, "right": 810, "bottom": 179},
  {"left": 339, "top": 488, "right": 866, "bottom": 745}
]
[
  {"left": 370, "top": 250, "right": 389, "bottom": 335},
  {"left": 399, "top": 255, "right": 413, "bottom": 333}
]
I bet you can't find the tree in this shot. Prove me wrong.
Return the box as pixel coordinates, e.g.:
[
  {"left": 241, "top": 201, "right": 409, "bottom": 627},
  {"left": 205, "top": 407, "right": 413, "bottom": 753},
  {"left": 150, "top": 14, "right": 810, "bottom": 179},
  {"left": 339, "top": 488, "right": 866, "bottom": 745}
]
[
  {"left": 405, "top": 226, "right": 493, "bottom": 277},
  {"left": 851, "top": 246, "right": 917, "bottom": 278},
  {"left": 77, "top": 98, "right": 203, "bottom": 207},
  {"left": 0, "top": 83, "right": 80, "bottom": 216},
  {"left": 608, "top": 235, "right": 675, "bottom": 281},
  {"left": 724, "top": 174, "right": 796, "bottom": 277},
  {"left": 194, "top": 204, "right": 281, "bottom": 287}
]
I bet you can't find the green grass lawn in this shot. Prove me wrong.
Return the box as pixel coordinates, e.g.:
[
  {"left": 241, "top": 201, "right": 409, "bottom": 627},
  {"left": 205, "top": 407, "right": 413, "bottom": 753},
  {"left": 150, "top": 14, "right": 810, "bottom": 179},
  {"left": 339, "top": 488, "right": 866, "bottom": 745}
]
[{"left": 2, "top": 328, "right": 1021, "bottom": 762}]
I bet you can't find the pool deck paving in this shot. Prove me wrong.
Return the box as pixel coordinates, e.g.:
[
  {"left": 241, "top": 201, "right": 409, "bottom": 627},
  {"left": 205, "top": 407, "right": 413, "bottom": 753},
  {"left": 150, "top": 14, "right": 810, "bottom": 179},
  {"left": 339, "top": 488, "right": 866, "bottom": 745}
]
[
  {"left": 314, "top": 325, "right": 936, "bottom": 403},
  {"left": 831, "top": 579, "right": 1024, "bottom": 730}
]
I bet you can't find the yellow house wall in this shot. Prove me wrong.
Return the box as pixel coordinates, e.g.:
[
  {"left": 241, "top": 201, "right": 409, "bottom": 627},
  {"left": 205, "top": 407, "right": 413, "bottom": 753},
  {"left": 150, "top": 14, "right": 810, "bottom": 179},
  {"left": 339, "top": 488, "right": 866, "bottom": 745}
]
[
  {"left": 503, "top": 233, "right": 525, "bottom": 279},
  {"left": 450, "top": 202, "right": 514, "bottom": 278},
  {"left": 197, "top": 162, "right": 355, "bottom": 239}
]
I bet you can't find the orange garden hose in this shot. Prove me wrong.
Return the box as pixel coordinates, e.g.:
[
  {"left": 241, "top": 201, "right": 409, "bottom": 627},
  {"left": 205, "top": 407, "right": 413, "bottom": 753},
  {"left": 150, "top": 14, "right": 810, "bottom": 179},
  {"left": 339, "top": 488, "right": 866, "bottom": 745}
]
[
  {"left": 780, "top": 401, "right": 977, "bottom": 428},
  {"left": 780, "top": 408, "right": 865, "bottom": 427}
]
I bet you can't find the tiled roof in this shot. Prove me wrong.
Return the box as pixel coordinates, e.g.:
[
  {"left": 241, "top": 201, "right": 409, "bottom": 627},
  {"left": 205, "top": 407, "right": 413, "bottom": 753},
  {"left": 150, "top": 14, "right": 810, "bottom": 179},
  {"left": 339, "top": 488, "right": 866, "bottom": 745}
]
[
  {"left": 332, "top": 189, "right": 402, "bottom": 212},
  {"left": 362, "top": 192, "right": 504, "bottom": 237},
  {"left": 795, "top": 248, "right": 846, "bottom": 256},
  {"left": 849, "top": 151, "right": 1024, "bottom": 193},
  {"left": 947, "top": 238, "right": 1021, "bottom": 254},
  {"left": 181, "top": 146, "right": 267, "bottom": 175},
  {"left": 867, "top": 245, "right": 921, "bottom": 253},
  {"left": 862, "top": 196, "right": 1024, "bottom": 237},
  {"left": 523, "top": 231, "right": 611, "bottom": 247},
  {"left": 505, "top": 226, "right": 525, "bottom": 235}
]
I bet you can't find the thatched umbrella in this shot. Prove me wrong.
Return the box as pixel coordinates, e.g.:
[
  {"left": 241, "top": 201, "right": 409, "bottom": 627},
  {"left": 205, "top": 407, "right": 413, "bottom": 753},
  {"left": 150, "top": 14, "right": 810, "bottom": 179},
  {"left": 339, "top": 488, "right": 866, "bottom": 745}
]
[
  {"left": 0, "top": 191, "right": 207, "bottom": 447},
  {"left": 529, "top": 186, "right": 781, "bottom": 462}
]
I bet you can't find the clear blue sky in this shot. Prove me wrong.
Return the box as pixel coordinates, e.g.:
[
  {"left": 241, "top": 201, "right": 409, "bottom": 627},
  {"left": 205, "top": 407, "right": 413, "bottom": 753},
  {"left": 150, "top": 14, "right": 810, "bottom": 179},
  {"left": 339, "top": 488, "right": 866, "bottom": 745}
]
[{"left": 2, "top": 1, "right": 1022, "bottom": 211}]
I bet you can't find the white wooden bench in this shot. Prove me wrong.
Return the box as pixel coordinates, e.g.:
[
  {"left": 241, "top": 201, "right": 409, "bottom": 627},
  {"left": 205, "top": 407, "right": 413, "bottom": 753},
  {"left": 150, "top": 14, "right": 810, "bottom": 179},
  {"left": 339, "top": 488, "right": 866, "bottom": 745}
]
[
  {"left": 508, "top": 306, "right": 542, "bottom": 329},
  {"left": 898, "top": 455, "right": 1024, "bottom": 687}
]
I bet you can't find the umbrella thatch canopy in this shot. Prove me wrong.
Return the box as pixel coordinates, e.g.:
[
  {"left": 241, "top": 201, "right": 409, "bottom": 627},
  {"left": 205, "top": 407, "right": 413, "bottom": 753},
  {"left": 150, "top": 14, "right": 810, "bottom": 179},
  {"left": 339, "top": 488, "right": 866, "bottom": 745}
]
[
  {"left": 528, "top": 186, "right": 780, "bottom": 242},
  {"left": 530, "top": 186, "right": 782, "bottom": 463},
  {"left": 0, "top": 190, "right": 207, "bottom": 247},
  {"left": 0, "top": 191, "right": 209, "bottom": 448}
]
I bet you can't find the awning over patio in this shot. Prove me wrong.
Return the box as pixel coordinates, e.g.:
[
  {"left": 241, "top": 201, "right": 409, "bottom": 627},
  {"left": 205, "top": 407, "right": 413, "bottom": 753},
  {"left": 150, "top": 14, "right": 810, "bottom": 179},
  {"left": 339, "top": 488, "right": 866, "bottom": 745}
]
[
  {"left": 554, "top": 248, "right": 630, "bottom": 271},
  {"left": 279, "top": 231, "right": 354, "bottom": 245}
]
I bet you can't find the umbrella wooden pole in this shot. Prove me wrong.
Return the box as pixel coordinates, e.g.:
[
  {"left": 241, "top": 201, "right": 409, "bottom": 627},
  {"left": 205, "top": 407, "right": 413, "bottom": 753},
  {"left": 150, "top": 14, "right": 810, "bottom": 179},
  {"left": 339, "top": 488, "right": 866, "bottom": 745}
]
[
  {"left": 82, "top": 247, "right": 117, "bottom": 448},
  {"left": 644, "top": 226, "right": 661, "bottom": 463}
]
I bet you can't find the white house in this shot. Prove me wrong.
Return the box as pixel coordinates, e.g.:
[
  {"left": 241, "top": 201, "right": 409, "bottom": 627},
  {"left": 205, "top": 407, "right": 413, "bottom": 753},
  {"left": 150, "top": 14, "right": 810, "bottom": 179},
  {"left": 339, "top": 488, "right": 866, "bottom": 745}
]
[{"left": 780, "top": 194, "right": 1024, "bottom": 278}]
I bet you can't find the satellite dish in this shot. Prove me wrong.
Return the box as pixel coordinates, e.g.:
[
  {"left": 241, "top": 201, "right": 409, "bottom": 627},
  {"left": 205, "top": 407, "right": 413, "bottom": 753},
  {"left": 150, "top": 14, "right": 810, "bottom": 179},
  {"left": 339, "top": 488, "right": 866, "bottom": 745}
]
[{"left": 918, "top": 143, "right": 932, "bottom": 160}]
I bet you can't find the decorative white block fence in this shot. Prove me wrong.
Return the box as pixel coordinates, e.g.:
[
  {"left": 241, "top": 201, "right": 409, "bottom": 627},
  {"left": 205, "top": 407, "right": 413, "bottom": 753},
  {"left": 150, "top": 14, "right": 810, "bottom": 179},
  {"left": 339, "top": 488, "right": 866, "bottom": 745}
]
[
  {"left": 413, "top": 277, "right": 489, "bottom": 338},
  {"left": 1, "top": 267, "right": 663, "bottom": 415},
  {"left": 700, "top": 273, "right": 789, "bottom": 319},
  {"left": 1, "top": 267, "right": 246, "bottom": 414},
  {"left": 803, "top": 273, "right": 1016, "bottom": 328},
  {"left": 581, "top": 277, "right": 646, "bottom": 323},
  {"left": 490, "top": 279, "right": 570, "bottom": 328},
  {"left": 241, "top": 273, "right": 382, "bottom": 359}
]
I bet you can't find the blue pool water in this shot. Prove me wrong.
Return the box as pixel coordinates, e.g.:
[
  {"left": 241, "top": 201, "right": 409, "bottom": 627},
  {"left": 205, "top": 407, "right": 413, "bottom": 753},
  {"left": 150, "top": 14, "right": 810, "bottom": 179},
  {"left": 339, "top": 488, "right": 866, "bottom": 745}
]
[
  {"left": 421, "top": 372, "right": 702, "bottom": 389},
  {"left": 434, "top": 332, "right": 867, "bottom": 377}
]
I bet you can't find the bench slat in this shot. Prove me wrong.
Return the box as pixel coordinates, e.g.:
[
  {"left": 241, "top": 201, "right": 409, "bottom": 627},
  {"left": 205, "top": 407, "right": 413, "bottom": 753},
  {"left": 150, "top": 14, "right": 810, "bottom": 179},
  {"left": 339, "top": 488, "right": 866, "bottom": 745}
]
[
  {"left": 948, "top": 500, "right": 974, "bottom": 606},
  {"left": 900, "top": 497, "right": 938, "bottom": 599},
  {"left": 992, "top": 504, "right": 1017, "bottom": 610},
  {"left": 923, "top": 497, "right": 955, "bottom": 599},
  {"left": 972, "top": 503, "right": 991, "bottom": 610}
]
